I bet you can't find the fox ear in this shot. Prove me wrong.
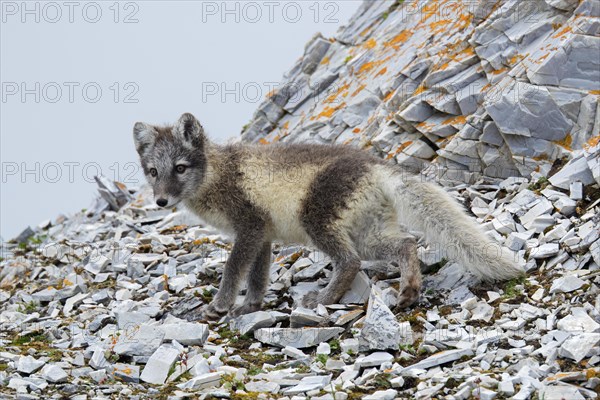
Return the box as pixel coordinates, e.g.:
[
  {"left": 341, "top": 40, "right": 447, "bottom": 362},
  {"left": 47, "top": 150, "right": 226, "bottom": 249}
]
[
  {"left": 174, "top": 113, "right": 205, "bottom": 146},
  {"left": 133, "top": 122, "right": 157, "bottom": 155}
]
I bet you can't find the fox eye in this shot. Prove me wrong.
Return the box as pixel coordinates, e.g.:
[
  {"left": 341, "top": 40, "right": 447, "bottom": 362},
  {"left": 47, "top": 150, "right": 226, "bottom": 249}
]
[
  {"left": 176, "top": 165, "right": 187, "bottom": 174},
  {"left": 149, "top": 168, "right": 157, "bottom": 177}
]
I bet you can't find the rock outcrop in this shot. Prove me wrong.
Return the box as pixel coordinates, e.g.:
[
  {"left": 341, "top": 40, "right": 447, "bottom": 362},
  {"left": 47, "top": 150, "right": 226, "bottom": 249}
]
[{"left": 242, "top": 0, "right": 599, "bottom": 184}]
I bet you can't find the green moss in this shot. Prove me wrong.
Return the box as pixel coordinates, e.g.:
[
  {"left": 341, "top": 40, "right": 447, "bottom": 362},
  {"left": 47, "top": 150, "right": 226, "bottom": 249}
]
[
  {"left": 247, "top": 366, "right": 264, "bottom": 376},
  {"left": 315, "top": 354, "right": 328, "bottom": 364},
  {"left": 17, "top": 301, "right": 37, "bottom": 314},
  {"left": 344, "top": 56, "right": 353, "bottom": 64},
  {"left": 11, "top": 331, "right": 50, "bottom": 347},
  {"left": 528, "top": 177, "right": 550, "bottom": 192},
  {"left": 372, "top": 373, "right": 392, "bottom": 389},
  {"left": 46, "top": 349, "right": 63, "bottom": 362},
  {"left": 328, "top": 338, "right": 340, "bottom": 352},
  {"left": 503, "top": 276, "right": 526, "bottom": 299}
]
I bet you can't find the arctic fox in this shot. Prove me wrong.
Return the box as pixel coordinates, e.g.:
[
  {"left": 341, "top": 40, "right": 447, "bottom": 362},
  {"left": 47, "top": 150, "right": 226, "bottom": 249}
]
[{"left": 133, "top": 113, "right": 524, "bottom": 319}]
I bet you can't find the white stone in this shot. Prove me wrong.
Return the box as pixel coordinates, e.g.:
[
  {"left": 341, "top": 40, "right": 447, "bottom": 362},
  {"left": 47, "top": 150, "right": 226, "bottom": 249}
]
[
  {"left": 550, "top": 275, "right": 585, "bottom": 293},
  {"left": 254, "top": 327, "right": 343, "bottom": 349},
  {"left": 177, "top": 372, "right": 223, "bottom": 390},
  {"left": 404, "top": 348, "right": 473, "bottom": 370},
  {"left": 362, "top": 389, "right": 398, "bottom": 400},
  {"left": 140, "top": 345, "right": 180, "bottom": 385},
  {"left": 285, "top": 375, "right": 332, "bottom": 395},
  {"left": 557, "top": 308, "right": 600, "bottom": 333},
  {"left": 283, "top": 346, "right": 308, "bottom": 359},
  {"left": 245, "top": 380, "right": 280, "bottom": 393},
  {"left": 473, "top": 387, "right": 497, "bottom": 400},
  {"left": 339, "top": 271, "right": 371, "bottom": 304},
  {"left": 549, "top": 155, "right": 596, "bottom": 189},
  {"left": 317, "top": 342, "right": 331, "bottom": 355},
  {"left": 570, "top": 181, "right": 583, "bottom": 200},
  {"left": 161, "top": 322, "right": 209, "bottom": 345},
  {"left": 340, "top": 338, "right": 359, "bottom": 354},
  {"left": 40, "top": 364, "right": 68, "bottom": 383},
  {"left": 360, "top": 286, "right": 411, "bottom": 350},
  {"left": 531, "top": 243, "right": 560, "bottom": 259},
  {"left": 539, "top": 386, "right": 584, "bottom": 400},
  {"left": 113, "top": 325, "right": 165, "bottom": 356},
  {"left": 355, "top": 351, "right": 394, "bottom": 368},
  {"left": 498, "top": 379, "right": 515, "bottom": 396},
  {"left": 559, "top": 333, "right": 600, "bottom": 362},
  {"left": 16, "top": 355, "right": 45, "bottom": 374}
]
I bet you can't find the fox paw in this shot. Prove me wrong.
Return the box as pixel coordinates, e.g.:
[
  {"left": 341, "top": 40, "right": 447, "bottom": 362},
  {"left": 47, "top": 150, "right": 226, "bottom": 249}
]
[
  {"left": 228, "top": 303, "right": 261, "bottom": 318},
  {"left": 201, "top": 301, "right": 229, "bottom": 321},
  {"left": 301, "top": 290, "right": 320, "bottom": 309},
  {"left": 396, "top": 286, "right": 420, "bottom": 309}
]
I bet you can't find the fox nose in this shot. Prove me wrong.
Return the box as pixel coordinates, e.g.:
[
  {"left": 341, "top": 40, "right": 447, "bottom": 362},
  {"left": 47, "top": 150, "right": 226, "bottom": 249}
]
[{"left": 156, "top": 198, "right": 168, "bottom": 207}]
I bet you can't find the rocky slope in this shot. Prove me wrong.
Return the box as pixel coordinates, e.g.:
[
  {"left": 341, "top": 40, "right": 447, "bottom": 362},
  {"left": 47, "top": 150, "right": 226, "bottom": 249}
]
[{"left": 1, "top": 1, "right": 599, "bottom": 399}]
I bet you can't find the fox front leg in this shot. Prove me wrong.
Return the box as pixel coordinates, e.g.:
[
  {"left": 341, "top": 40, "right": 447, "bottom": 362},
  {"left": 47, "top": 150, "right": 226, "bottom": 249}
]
[{"left": 201, "top": 226, "right": 265, "bottom": 320}]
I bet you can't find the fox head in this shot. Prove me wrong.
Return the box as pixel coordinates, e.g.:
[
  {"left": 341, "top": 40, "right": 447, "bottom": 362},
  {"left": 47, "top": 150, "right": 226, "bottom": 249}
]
[{"left": 133, "top": 113, "right": 207, "bottom": 208}]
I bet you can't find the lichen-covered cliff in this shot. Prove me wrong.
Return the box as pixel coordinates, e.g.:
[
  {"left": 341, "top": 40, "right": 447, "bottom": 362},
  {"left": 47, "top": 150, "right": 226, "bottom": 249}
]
[{"left": 243, "top": 0, "right": 599, "bottom": 184}]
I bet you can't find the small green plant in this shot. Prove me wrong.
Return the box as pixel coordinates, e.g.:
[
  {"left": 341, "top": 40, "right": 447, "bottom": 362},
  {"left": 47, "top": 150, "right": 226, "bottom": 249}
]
[
  {"left": 528, "top": 177, "right": 550, "bottom": 192},
  {"left": 372, "top": 373, "right": 392, "bottom": 389},
  {"left": 503, "top": 276, "right": 526, "bottom": 299},
  {"left": 247, "top": 366, "right": 264, "bottom": 376},
  {"left": 399, "top": 344, "right": 416, "bottom": 354},
  {"left": 201, "top": 288, "right": 214, "bottom": 302},
  {"left": 296, "top": 364, "right": 311, "bottom": 373},
  {"left": 47, "top": 349, "right": 63, "bottom": 362},
  {"left": 17, "top": 301, "right": 37, "bottom": 314},
  {"left": 344, "top": 55, "right": 353, "bottom": 64},
  {"left": 11, "top": 331, "right": 50, "bottom": 347},
  {"left": 315, "top": 354, "right": 328, "bottom": 364},
  {"left": 328, "top": 338, "right": 340, "bottom": 352}
]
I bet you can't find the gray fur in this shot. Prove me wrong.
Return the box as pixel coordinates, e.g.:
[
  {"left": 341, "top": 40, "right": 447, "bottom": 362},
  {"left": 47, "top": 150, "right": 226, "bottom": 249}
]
[{"left": 133, "top": 113, "right": 525, "bottom": 320}]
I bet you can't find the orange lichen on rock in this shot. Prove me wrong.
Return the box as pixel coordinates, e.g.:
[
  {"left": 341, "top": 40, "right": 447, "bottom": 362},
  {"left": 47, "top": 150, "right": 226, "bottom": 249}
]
[
  {"left": 351, "top": 84, "right": 366, "bottom": 97},
  {"left": 384, "top": 90, "right": 396, "bottom": 102},
  {"left": 258, "top": 138, "right": 269, "bottom": 145},
  {"left": 584, "top": 135, "right": 600, "bottom": 149},
  {"left": 552, "top": 25, "right": 572, "bottom": 39},
  {"left": 315, "top": 103, "right": 346, "bottom": 120},
  {"left": 386, "top": 140, "right": 414, "bottom": 159},
  {"left": 554, "top": 134, "right": 573, "bottom": 151},
  {"left": 359, "top": 25, "right": 373, "bottom": 37},
  {"left": 454, "top": 13, "right": 473, "bottom": 30},
  {"left": 385, "top": 30, "right": 413, "bottom": 49},
  {"left": 353, "top": 128, "right": 361, "bottom": 133},
  {"left": 324, "top": 82, "right": 351, "bottom": 104},
  {"left": 375, "top": 67, "right": 388, "bottom": 77},
  {"left": 443, "top": 115, "right": 467, "bottom": 125},
  {"left": 364, "top": 38, "right": 377, "bottom": 49},
  {"left": 429, "top": 19, "right": 452, "bottom": 33},
  {"left": 320, "top": 56, "right": 330, "bottom": 66},
  {"left": 590, "top": 90, "right": 600, "bottom": 95},
  {"left": 413, "top": 84, "right": 428, "bottom": 95},
  {"left": 490, "top": 67, "right": 508, "bottom": 75}
]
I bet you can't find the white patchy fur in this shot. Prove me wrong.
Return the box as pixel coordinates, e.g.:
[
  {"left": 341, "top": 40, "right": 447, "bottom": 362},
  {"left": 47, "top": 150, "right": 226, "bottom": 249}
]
[
  {"left": 239, "top": 152, "right": 323, "bottom": 244},
  {"left": 374, "top": 166, "right": 525, "bottom": 281}
]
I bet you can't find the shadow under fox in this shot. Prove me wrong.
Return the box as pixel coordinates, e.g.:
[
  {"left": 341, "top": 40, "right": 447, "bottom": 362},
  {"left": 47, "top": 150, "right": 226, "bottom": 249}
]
[{"left": 133, "top": 113, "right": 524, "bottom": 319}]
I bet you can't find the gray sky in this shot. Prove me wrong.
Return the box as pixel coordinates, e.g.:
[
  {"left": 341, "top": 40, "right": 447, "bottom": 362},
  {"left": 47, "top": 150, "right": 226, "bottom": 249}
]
[{"left": 1, "top": 0, "right": 361, "bottom": 240}]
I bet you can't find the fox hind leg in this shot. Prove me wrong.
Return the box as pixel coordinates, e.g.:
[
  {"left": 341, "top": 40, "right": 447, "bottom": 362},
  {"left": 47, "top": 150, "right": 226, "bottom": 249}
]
[{"left": 357, "top": 225, "right": 422, "bottom": 309}]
